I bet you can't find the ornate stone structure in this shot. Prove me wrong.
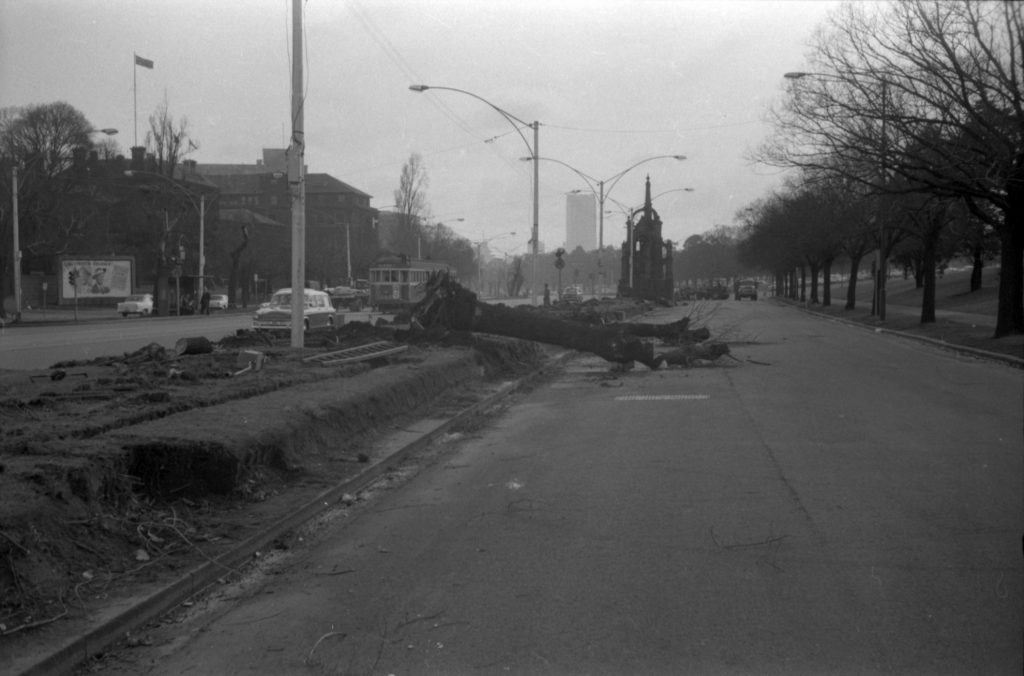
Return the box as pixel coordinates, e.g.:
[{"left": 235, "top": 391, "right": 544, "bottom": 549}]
[{"left": 619, "top": 176, "right": 674, "bottom": 300}]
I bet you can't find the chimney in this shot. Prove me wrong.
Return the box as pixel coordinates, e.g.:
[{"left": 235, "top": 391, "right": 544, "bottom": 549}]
[{"left": 130, "top": 146, "right": 145, "bottom": 171}]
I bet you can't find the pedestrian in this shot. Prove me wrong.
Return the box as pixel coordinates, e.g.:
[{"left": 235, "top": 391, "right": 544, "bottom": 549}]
[
  {"left": 543, "top": 283, "right": 551, "bottom": 306},
  {"left": 200, "top": 289, "right": 211, "bottom": 315}
]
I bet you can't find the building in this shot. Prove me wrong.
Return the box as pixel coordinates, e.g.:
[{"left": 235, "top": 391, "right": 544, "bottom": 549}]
[
  {"left": 565, "top": 192, "right": 596, "bottom": 252},
  {"left": 196, "top": 149, "right": 377, "bottom": 302}
]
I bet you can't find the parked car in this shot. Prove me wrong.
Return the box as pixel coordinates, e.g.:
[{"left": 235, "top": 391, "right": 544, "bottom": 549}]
[
  {"left": 116, "top": 294, "right": 153, "bottom": 317},
  {"left": 208, "top": 294, "right": 229, "bottom": 311},
  {"left": 252, "top": 288, "right": 336, "bottom": 332},
  {"left": 735, "top": 279, "right": 758, "bottom": 301}
]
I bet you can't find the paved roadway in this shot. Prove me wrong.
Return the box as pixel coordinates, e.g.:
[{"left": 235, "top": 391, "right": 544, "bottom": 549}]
[
  {"left": 0, "top": 310, "right": 394, "bottom": 371},
  {"left": 91, "top": 300, "right": 1022, "bottom": 674},
  {"left": 0, "top": 314, "right": 253, "bottom": 370}
]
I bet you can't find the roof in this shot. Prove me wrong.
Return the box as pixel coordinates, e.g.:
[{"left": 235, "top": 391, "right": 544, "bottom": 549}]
[
  {"left": 219, "top": 208, "right": 288, "bottom": 227},
  {"left": 197, "top": 168, "right": 371, "bottom": 199}
]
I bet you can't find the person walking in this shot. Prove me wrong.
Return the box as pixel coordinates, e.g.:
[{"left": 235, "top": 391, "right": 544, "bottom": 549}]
[
  {"left": 543, "top": 284, "right": 551, "bottom": 307},
  {"left": 200, "top": 289, "right": 211, "bottom": 315}
]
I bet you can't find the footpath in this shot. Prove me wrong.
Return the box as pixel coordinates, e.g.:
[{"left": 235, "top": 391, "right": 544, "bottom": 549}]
[{"left": 781, "top": 297, "right": 1022, "bottom": 367}]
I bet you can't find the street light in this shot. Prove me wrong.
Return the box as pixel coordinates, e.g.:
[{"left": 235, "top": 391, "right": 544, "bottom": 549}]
[
  {"left": 124, "top": 170, "right": 213, "bottom": 312},
  {"left": 475, "top": 231, "right": 516, "bottom": 297},
  {"left": 525, "top": 155, "right": 686, "bottom": 250},
  {"left": 785, "top": 70, "right": 890, "bottom": 320},
  {"left": 409, "top": 84, "right": 541, "bottom": 304}
]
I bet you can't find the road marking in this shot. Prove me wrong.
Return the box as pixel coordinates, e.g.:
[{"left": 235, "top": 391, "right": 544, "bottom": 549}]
[{"left": 614, "top": 394, "right": 711, "bottom": 401}]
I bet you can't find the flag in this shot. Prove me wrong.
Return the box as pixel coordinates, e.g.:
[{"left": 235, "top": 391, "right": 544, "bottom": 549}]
[{"left": 134, "top": 54, "right": 154, "bottom": 69}]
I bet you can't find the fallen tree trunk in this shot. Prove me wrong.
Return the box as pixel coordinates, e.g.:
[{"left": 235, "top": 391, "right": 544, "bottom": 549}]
[
  {"left": 658, "top": 342, "right": 731, "bottom": 367},
  {"left": 411, "top": 273, "right": 660, "bottom": 368}
]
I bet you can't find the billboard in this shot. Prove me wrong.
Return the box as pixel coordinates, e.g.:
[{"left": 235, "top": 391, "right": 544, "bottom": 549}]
[{"left": 60, "top": 258, "right": 134, "bottom": 301}]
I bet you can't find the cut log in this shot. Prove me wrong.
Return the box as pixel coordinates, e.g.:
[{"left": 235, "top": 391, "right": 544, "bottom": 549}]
[
  {"left": 621, "top": 317, "right": 690, "bottom": 337},
  {"left": 175, "top": 336, "right": 214, "bottom": 356},
  {"left": 658, "top": 342, "right": 731, "bottom": 367},
  {"left": 411, "top": 273, "right": 660, "bottom": 368}
]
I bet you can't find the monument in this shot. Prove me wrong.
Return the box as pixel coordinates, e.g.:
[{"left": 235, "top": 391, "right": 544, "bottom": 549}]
[{"left": 619, "top": 176, "right": 674, "bottom": 300}]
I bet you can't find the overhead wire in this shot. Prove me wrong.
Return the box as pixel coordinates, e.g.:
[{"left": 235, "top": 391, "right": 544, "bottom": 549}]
[{"left": 347, "top": 0, "right": 532, "bottom": 179}]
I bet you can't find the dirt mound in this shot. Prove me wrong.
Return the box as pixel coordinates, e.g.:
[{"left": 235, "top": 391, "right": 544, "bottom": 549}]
[{"left": 0, "top": 327, "right": 545, "bottom": 641}]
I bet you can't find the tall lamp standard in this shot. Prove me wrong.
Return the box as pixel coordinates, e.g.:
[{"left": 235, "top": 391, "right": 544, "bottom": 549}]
[
  {"left": 408, "top": 84, "right": 541, "bottom": 304},
  {"left": 10, "top": 127, "right": 118, "bottom": 322},
  {"left": 474, "top": 231, "right": 516, "bottom": 297},
  {"left": 784, "top": 70, "right": 890, "bottom": 321},
  {"left": 525, "top": 155, "right": 686, "bottom": 251}
]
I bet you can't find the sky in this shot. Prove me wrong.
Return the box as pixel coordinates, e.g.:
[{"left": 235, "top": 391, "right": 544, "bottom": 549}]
[{"left": 1, "top": 0, "right": 842, "bottom": 257}]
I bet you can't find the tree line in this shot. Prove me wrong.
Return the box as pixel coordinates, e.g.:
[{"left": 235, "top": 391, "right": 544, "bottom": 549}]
[{"left": 738, "top": 0, "right": 1021, "bottom": 338}]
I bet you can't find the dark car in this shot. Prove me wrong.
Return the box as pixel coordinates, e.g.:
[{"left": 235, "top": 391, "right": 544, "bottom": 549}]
[{"left": 735, "top": 279, "right": 758, "bottom": 300}]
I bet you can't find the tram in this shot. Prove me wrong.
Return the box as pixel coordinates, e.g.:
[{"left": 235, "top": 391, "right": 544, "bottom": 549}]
[{"left": 368, "top": 255, "right": 453, "bottom": 310}]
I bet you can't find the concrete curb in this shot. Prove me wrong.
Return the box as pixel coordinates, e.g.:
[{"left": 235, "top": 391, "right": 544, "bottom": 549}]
[
  {"left": 782, "top": 300, "right": 1023, "bottom": 368},
  {"left": 12, "top": 348, "right": 576, "bottom": 676}
]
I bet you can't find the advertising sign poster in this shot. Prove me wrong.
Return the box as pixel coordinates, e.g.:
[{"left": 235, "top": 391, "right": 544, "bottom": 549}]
[{"left": 60, "top": 258, "right": 134, "bottom": 300}]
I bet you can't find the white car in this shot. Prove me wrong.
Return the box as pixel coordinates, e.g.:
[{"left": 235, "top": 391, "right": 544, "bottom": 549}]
[
  {"left": 117, "top": 294, "right": 154, "bottom": 317},
  {"left": 252, "top": 288, "right": 336, "bottom": 332},
  {"left": 208, "top": 294, "right": 229, "bottom": 311}
]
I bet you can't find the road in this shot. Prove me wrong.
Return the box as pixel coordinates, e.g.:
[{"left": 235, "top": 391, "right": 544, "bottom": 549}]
[
  {"left": 91, "top": 300, "right": 1022, "bottom": 675},
  {"left": 0, "top": 314, "right": 253, "bottom": 370}
]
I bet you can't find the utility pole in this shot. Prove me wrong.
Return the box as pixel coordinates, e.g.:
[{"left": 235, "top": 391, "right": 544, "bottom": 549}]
[
  {"left": 531, "top": 121, "right": 539, "bottom": 305},
  {"left": 11, "top": 167, "right": 21, "bottom": 321},
  {"left": 289, "top": 0, "right": 306, "bottom": 347},
  {"left": 198, "top": 193, "right": 205, "bottom": 289}
]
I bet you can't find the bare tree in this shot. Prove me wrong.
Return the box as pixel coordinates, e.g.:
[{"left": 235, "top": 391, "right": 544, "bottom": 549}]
[
  {"left": 145, "top": 96, "right": 197, "bottom": 178},
  {"left": 391, "top": 153, "right": 429, "bottom": 255},
  {"left": 760, "top": 1, "right": 1023, "bottom": 336}
]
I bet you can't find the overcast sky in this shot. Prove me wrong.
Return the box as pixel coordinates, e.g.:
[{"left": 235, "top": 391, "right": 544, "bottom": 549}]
[{"left": 1, "top": 0, "right": 841, "bottom": 255}]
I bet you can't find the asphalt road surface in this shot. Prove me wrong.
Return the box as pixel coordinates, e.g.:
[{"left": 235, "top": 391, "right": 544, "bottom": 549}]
[
  {"left": 90, "top": 300, "right": 1022, "bottom": 675},
  {"left": 0, "top": 314, "right": 252, "bottom": 370}
]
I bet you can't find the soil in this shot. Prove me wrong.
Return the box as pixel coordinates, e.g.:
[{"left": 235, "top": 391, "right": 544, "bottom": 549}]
[{"left": 0, "top": 319, "right": 553, "bottom": 646}]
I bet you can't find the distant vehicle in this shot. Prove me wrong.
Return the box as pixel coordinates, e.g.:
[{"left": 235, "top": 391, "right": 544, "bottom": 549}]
[
  {"left": 328, "top": 285, "right": 369, "bottom": 311},
  {"left": 117, "top": 294, "right": 153, "bottom": 317},
  {"left": 252, "top": 288, "right": 336, "bottom": 332},
  {"left": 709, "top": 285, "right": 730, "bottom": 300},
  {"left": 369, "top": 255, "right": 453, "bottom": 311},
  {"left": 735, "top": 279, "right": 758, "bottom": 301},
  {"left": 208, "top": 294, "right": 229, "bottom": 311},
  {"left": 562, "top": 285, "right": 583, "bottom": 303}
]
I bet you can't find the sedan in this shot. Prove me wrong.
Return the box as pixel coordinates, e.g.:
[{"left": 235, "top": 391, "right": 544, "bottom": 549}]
[
  {"left": 208, "top": 294, "right": 229, "bottom": 311},
  {"left": 116, "top": 294, "right": 154, "bottom": 317},
  {"left": 252, "top": 288, "right": 336, "bottom": 332}
]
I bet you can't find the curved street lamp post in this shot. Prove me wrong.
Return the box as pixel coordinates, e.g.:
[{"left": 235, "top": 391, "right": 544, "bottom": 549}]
[
  {"left": 475, "top": 231, "right": 516, "bottom": 297},
  {"left": 526, "top": 155, "right": 686, "bottom": 251},
  {"left": 409, "top": 84, "right": 540, "bottom": 304}
]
